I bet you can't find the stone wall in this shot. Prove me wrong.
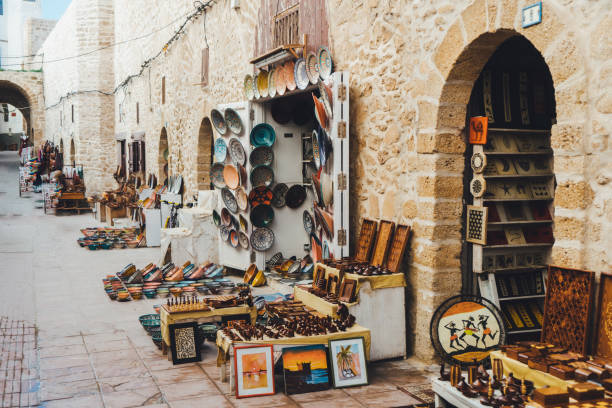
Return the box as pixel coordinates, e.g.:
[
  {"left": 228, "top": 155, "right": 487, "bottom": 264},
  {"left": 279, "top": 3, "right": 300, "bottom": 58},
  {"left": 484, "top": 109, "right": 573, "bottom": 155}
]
[
  {"left": 35, "top": 0, "right": 612, "bottom": 360},
  {"left": 22, "top": 18, "right": 56, "bottom": 67},
  {"left": 0, "top": 71, "right": 44, "bottom": 146}
]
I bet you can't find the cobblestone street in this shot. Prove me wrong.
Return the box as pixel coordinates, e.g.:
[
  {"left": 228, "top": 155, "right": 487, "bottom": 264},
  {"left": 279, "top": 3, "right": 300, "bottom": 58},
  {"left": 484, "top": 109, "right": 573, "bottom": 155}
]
[{"left": 0, "top": 151, "right": 435, "bottom": 407}]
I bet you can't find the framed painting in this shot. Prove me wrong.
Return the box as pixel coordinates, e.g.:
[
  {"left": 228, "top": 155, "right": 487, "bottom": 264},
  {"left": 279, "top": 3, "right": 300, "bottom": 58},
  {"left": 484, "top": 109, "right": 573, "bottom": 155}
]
[
  {"left": 234, "top": 345, "right": 275, "bottom": 398},
  {"left": 282, "top": 345, "right": 330, "bottom": 395},
  {"left": 168, "top": 322, "right": 201, "bottom": 365},
  {"left": 328, "top": 337, "right": 368, "bottom": 388}
]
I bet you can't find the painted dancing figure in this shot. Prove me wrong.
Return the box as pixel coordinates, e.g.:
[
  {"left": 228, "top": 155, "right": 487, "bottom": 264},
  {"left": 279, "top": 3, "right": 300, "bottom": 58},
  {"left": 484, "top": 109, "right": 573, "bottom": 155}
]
[
  {"left": 477, "top": 315, "right": 498, "bottom": 347},
  {"left": 444, "top": 322, "right": 464, "bottom": 350},
  {"left": 459, "top": 316, "right": 480, "bottom": 347}
]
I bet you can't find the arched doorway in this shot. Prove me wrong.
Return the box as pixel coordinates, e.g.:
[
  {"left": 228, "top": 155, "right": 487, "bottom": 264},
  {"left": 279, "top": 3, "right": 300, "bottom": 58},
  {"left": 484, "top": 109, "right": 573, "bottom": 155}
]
[
  {"left": 159, "top": 128, "right": 169, "bottom": 185},
  {"left": 70, "top": 139, "right": 76, "bottom": 165},
  {"left": 197, "top": 118, "right": 214, "bottom": 190},
  {"left": 0, "top": 82, "right": 32, "bottom": 149}
]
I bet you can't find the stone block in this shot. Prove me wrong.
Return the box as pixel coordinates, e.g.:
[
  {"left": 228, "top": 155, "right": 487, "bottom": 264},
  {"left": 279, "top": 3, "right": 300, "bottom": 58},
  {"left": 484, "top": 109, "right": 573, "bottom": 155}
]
[
  {"left": 412, "top": 242, "right": 462, "bottom": 269},
  {"left": 417, "top": 100, "right": 438, "bottom": 130},
  {"left": 434, "top": 20, "right": 467, "bottom": 79},
  {"left": 555, "top": 180, "right": 594, "bottom": 210},
  {"left": 553, "top": 216, "right": 586, "bottom": 241},
  {"left": 418, "top": 199, "right": 463, "bottom": 222},
  {"left": 460, "top": 0, "right": 488, "bottom": 43},
  {"left": 418, "top": 175, "right": 463, "bottom": 199},
  {"left": 438, "top": 103, "right": 468, "bottom": 129},
  {"left": 551, "top": 245, "right": 584, "bottom": 269},
  {"left": 551, "top": 123, "right": 584, "bottom": 153},
  {"left": 440, "top": 81, "right": 475, "bottom": 105}
]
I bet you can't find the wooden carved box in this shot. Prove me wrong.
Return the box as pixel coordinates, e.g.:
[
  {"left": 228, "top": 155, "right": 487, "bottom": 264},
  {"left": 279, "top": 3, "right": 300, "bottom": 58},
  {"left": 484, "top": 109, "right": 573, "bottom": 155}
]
[
  {"left": 371, "top": 220, "right": 395, "bottom": 267},
  {"left": 354, "top": 219, "right": 377, "bottom": 263},
  {"left": 594, "top": 272, "right": 612, "bottom": 359},
  {"left": 541, "top": 265, "right": 595, "bottom": 355}
]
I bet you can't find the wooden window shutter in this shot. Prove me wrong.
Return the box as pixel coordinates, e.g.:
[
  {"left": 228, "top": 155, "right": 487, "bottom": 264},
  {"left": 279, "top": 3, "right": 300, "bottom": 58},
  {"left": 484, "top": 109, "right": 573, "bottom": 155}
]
[
  {"left": 139, "top": 141, "right": 146, "bottom": 174},
  {"left": 201, "top": 48, "right": 209, "bottom": 86}
]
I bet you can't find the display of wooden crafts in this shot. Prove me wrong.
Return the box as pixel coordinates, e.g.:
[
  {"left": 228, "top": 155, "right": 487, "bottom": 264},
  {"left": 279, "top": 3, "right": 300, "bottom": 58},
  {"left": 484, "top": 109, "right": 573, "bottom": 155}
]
[
  {"left": 594, "top": 272, "right": 612, "bottom": 360},
  {"left": 541, "top": 265, "right": 595, "bottom": 355},
  {"left": 371, "top": 220, "right": 395, "bottom": 267},
  {"left": 163, "top": 296, "right": 211, "bottom": 313},
  {"left": 354, "top": 219, "right": 377, "bottom": 263},
  {"left": 384, "top": 224, "right": 410, "bottom": 273}
]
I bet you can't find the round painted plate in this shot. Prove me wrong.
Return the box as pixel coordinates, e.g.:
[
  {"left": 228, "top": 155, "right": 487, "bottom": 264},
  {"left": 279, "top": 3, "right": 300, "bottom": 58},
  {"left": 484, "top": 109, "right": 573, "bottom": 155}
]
[
  {"left": 224, "top": 108, "right": 243, "bottom": 135},
  {"left": 317, "top": 46, "right": 333, "bottom": 80},
  {"left": 250, "top": 123, "right": 276, "bottom": 147},
  {"left": 253, "top": 73, "right": 261, "bottom": 99},
  {"left": 212, "top": 210, "right": 221, "bottom": 227},
  {"left": 221, "top": 188, "right": 238, "bottom": 214},
  {"left": 318, "top": 80, "right": 333, "bottom": 120},
  {"left": 250, "top": 204, "right": 274, "bottom": 228},
  {"left": 285, "top": 184, "right": 306, "bottom": 209},
  {"left": 294, "top": 58, "right": 309, "bottom": 90},
  {"left": 257, "top": 71, "right": 269, "bottom": 98},
  {"left": 284, "top": 61, "right": 296, "bottom": 91},
  {"left": 276, "top": 66, "right": 287, "bottom": 96},
  {"left": 271, "top": 183, "right": 288, "bottom": 208},
  {"left": 250, "top": 165, "right": 274, "bottom": 188},
  {"left": 236, "top": 187, "right": 248, "bottom": 212},
  {"left": 250, "top": 227, "right": 275, "bottom": 252},
  {"left": 211, "top": 109, "right": 227, "bottom": 135},
  {"left": 249, "top": 146, "right": 274, "bottom": 167},
  {"left": 230, "top": 230, "right": 239, "bottom": 248},
  {"left": 221, "top": 208, "right": 232, "bottom": 226},
  {"left": 306, "top": 52, "right": 319, "bottom": 85},
  {"left": 228, "top": 138, "right": 246, "bottom": 166},
  {"left": 214, "top": 138, "right": 227, "bottom": 163},
  {"left": 210, "top": 163, "right": 226, "bottom": 189},
  {"left": 238, "top": 231, "right": 249, "bottom": 250},
  {"left": 238, "top": 164, "right": 248, "bottom": 188},
  {"left": 312, "top": 94, "right": 328, "bottom": 131},
  {"left": 312, "top": 129, "right": 321, "bottom": 170},
  {"left": 244, "top": 75, "right": 254, "bottom": 100},
  {"left": 430, "top": 295, "right": 506, "bottom": 367},
  {"left": 220, "top": 225, "right": 230, "bottom": 242},
  {"left": 248, "top": 186, "right": 273, "bottom": 208},
  {"left": 303, "top": 210, "right": 314, "bottom": 235},
  {"left": 239, "top": 214, "right": 248, "bottom": 232},
  {"left": 223, "top": 164, "right": 240, "bottom": 190},
  {"left": 268, "top": 68, "right": 277, "bottom": 98}
]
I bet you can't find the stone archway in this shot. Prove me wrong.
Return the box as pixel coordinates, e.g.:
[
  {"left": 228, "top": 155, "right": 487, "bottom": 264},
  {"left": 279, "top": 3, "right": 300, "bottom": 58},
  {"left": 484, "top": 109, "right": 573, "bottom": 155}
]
[
  {"left": 411, "top": 0, "right": 587, "bottom": 360},
  {"left": 197, "top": 118, "right": 214, "bottom": 191},
  {"left": 158, "top": 128, "right": 169, "bottom": 182},
  {"left": 0, "top": 72, "right": 44, "bottom": 146}
]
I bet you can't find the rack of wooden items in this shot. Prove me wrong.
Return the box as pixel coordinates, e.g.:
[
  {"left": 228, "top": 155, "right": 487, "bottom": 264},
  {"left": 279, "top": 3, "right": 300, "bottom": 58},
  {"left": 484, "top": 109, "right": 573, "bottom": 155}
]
[{"left": 470, "top": 128, "right": 555, "bottom": 341}]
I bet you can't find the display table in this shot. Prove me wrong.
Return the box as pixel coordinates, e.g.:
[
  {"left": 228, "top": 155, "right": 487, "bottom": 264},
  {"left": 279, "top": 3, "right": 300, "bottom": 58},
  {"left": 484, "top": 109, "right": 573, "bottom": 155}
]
[
  {"left": 216, "top": 324, "right": 371, "bottom": 392},
  {"left": 320, "top": 263, "right": 407, "bottom": 291},
  {"left": 160, "top": 305, "right": 257, "bottom": 348},
  {"left": 55, "top": 191, "right": 91, "bottom": 214},
  {"left": 489, "top": 350, "right": 575, "bottom": 389}
]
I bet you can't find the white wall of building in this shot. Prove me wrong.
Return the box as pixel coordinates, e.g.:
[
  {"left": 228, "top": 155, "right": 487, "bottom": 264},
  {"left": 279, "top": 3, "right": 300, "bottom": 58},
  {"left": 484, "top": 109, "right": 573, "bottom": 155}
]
[
  {"left": 0, "top": 104, "right": 25, "bottom": 135},
  {"left": 0, "top": 0, "right": 43, "bottom": 70}
]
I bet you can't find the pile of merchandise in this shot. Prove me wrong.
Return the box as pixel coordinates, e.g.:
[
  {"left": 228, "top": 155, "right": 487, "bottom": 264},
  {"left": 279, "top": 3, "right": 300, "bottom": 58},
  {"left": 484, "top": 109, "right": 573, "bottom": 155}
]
[{"left": 77, "top": 227, "right": 144, "bottom": 250}]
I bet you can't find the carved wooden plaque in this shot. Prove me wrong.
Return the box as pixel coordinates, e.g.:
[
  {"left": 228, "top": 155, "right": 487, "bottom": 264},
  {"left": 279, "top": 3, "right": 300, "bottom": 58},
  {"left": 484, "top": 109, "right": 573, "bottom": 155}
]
[
  {"left": 354, "top": 219, "right": 377, "bottom": 263},
  {"left": 370, "top": 220, "right": 395, "bottom": 267},
  {"left": 384, "top": 224, "right": 410, "bottom": 274}
]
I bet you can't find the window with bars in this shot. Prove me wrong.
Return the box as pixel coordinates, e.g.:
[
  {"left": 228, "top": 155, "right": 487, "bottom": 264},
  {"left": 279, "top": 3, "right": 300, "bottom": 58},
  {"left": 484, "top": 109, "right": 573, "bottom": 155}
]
[{"left": 273, "top": 4, "right": 299, "bottom": 47}]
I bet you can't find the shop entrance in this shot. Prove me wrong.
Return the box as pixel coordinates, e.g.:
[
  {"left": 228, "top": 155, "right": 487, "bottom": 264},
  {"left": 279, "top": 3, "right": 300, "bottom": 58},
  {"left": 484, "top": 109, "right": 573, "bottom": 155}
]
[
  {"left": 462, "top": 36, "right": 556, "bottom": 341},
  {"left": 197, "top": 118, "right": 213, "bottom": 190}
]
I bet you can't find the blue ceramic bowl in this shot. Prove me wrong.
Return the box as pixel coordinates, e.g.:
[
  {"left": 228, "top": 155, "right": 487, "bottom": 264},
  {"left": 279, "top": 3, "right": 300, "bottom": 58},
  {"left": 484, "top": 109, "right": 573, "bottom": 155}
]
[
  {"left": 88, "top": 244, "right": 99, "bottom": 250},
  {"left": 250, "top": 123, "right": 276, "bottom": 147}
]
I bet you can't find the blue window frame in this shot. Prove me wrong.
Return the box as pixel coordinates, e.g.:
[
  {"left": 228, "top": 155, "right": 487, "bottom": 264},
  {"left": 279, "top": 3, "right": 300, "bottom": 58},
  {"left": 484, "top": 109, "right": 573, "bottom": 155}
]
[{"left": 0, "top": 0, "right": 4, "bottom": 16}]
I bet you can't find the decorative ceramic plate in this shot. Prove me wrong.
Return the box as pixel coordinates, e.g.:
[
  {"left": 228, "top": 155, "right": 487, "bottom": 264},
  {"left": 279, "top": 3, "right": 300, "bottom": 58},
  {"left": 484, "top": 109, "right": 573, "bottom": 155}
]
[
  {"left": 471, "top": 152, "right": 487, "bottom": 174},
  {"left": 312, "top": 130, "right": 321, "bottom": 169},
  {"left": 286, "top": 184, "right": 307, "bottom": 209},
  {"left": 239, "top": 214, "right": 248, "bottom": 232},
  {"left": 221, "top": 208, "right": 232, "bottom": 226},
  {"left": 271, "top": 183, "right": 288, "bottom": 208},
  {"left": 320, "top": 171, "right": 333, "bottom": 207},
  {"left": 229, "top": 230, "right": 239, "bottom": 248},
  {"left": 268, "top": 252, "right": 283, "bottom": 266},
  {"left": 318, "top": 126, "right": 330, "bottom": 167},
  {"left": 224, "top": 108, "right": 243, "bottom": 135},
  {"left": 312, "top": 94, "right": 328, "bottom": 131},
  {"left": 223, "top": 164, "right": 240, "bottom": 190},
  {"left": 249, "top": 146, "right": 274, "bottom": 167},
  {"left": 250, "top": 165, "right": 274, "bottom": 188},
  {"left": 250, "top": 124, "right": 276, "bottom": 147},
  {"left": 236, "top": 187, "right": 248, "bottom": 211},
  {"left": 212, "top": 210, "right": 221, "bottom": 227},
  {"left": 253, "top": 73, "right": 261, "bottom": 99},
  {"left": 244, "top": 75, "right": 254, "bottom": 100},
  {"left": 231, "top": 214, "right": 240, "bottom": 231},
  {"left": 210, "top": 163, "right": 226, "bottom": 189},
  {"left": 228, "top": 138, "right": 246, "bottom": 166},
  {"left": 268, "top": 68, "right": 277, "bottom": 98},
  {"left": 285, "top": 61, "right": 296, "bottom": 91},
  {"left": 317, "top": 46, "right": 333, "bottom": 80},
  {"left": 250, "top": 227, "right": 275, "bottom": 252},
  {"left": 294, "top": 58, "right": 309, "bottom": 90},
  {"left": 238, "top": 164, "right": 248, "bottom": 188},
  {"left": 306, "top": 52, "right": 319, "bottom": 85},
  {"left": 271, "top": 99, "right": 292, "bottom": 124},
  {"left": 238, "top": 231, "right": 249, "bottom": 250},
  {"left": 220, "top": 225, "right": 230, "bottom": 242},
  {"left": 318, "top": 80, "right": 333, "bottom": 120},
  {"left": 214, "top": 138, "right": 227, "bottom": 162},
  {"left": 250, "top": 204, "right": 274, "bottom": 228},
  {"left": 221, "top": 188, "right": 238, "bottom": 213},
  {"left": 430, "top": 295, "right": 505, "bottom": 367},
  {"left": 257, "top": 70, "right": 269, "bottom": 98},
  {"left": 276, "top": 67, "right": 287, "bottom": 96},
  {"left": 248, "top": 186, "right": 273, "bottom": 208},
  {"left": 211, "top": 109, "right": 227, "bottom": 135},
  {"left": 303, "top": 210, "right": 314, "bottom": 235}
]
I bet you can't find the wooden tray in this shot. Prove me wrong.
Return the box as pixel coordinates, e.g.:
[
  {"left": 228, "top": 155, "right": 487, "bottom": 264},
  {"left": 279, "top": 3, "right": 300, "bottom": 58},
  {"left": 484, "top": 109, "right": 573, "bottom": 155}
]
[
  {"left": 594, "top": 272, "right": 612, "bottom": 359},
  {"left": 354, "top": 219, "right": 377, "bottom": 263},
  {"left": 541, "top": 265, "right": 595, "bottom": 355},
  {"left": 384, "top": 224, "right": 410, "bottom": 273},
  {"left": 370, "top": 220, "right": 395, "bottom": 267}
]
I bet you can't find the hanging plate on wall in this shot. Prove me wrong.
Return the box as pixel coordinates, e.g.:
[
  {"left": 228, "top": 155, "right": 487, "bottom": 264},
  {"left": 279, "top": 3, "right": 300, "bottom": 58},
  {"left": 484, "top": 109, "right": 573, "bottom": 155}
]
[
  {"left": 250, "top": 204, "right": 274, "bottom": 228},
  {"left": 306, "top": 52, "right": 319, "bottom": 85},
  {"left": 214, "top": 138, "right": 227, "bottom": 163},
  {"left": 285, "top": 184, "right": 307, "bottom": 209},
  {"left": 210, "top": 163, "right": 226, "bottom": 189},
  {"left": 271, "top": 99, "right": 292, "bottom": 125},
  {"left": 303, "top": 210, "right": 314, "bottom": 235},
  {"left": 294, "top": 58, "right": 309, "bottom": 90},
  {"left": 317, "top": 47, "right": 333, "bottom": 80},
  {"left": 229, "top": 230, "right": 239, "bottom": 248},
  {"left": 250, "top": 227, "right": 275, "bottom": 252},
  {"left": 222, "top": 164, "right": 240, "bottom": 190},
  {"left": 211, "top": 109, "right": 227, "bottom": 135},
  {"left": 244, "top": 75, "right": 254, "bottom": 100},
  {"left": 318, "top": 80, "right": 333, "bottom": 120},
  {"left": 224, "top": 108, "right": 243, "bottom": 135},
  {"left": 221, "top": 188, "right": 238, "bottom": 214},
  {"left": 239, "top": 214, "right": 248, "bottom": 232},
  {"left": 228, "top": 138, "right": 246, "bottom": 166},
  {"left": 235, "top": 187, "right": 248, "bottom": 212},
  {"left": 471, "top": 152, "right": 487, "bottom": 174},
  {"left": 276, "top": 67, "right": 287, "bottom": 96},
  {"left": 268, "top": 68, "right": 277, "bottom": 98},
  {"left": 249, "top": 146, "right": 274, "bottom": 167},
  {"left": 284, "top": 60, "right": 297, "bottom": 91},
  {"left": 250, "top": 165, "right": 274, "bottom": 188},
  {"left": 220, "top": 225, "right": 230, "bottom": 242},
  {"left": 238, "top": 231, "right": 249, "bottom": 250},
  {"left": 271, "top": 183, "right": 288, "bottom": 208},
  {"left": 221, "top": 207, "right": 232, "bottom": 226},
  {"left": 470, "top": 175, "right": 486, "bottom": 198},
  {"left": 253, "top": 73, "right": 261, "bottom": 99},
  {"left": 430, "top": 295, "right": 505, "bottom": 367},
  {"left": 257, "top": 70, "right": 269, "bottom": 98},
  {"left": 312, "top": 130, "right": 321, "bottom": 170},
  {"left": 248, "top": 186, "right": 273, "bottom": 208},
  {"left": 250, "top": 124, "right": 276, "bottom": 147}
]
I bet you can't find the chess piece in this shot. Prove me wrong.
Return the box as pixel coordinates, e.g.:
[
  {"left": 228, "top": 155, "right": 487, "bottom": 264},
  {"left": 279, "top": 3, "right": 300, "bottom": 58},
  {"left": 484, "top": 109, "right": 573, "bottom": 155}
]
[
  {"left": 439, "top": 363, "right": 451, "bottom": 381},
  {"left": 490, "top": 375, "right": 502, "bottom": 390},
  {"left": 480, "top": 382, "right": 496, "bottom": 406}
]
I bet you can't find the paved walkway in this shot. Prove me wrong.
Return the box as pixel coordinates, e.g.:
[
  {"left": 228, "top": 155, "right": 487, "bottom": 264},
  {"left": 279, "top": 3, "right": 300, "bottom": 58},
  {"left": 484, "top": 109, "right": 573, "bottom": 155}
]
[{"left": 0, "top": 151, "right": 436, "bottom": 407}]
